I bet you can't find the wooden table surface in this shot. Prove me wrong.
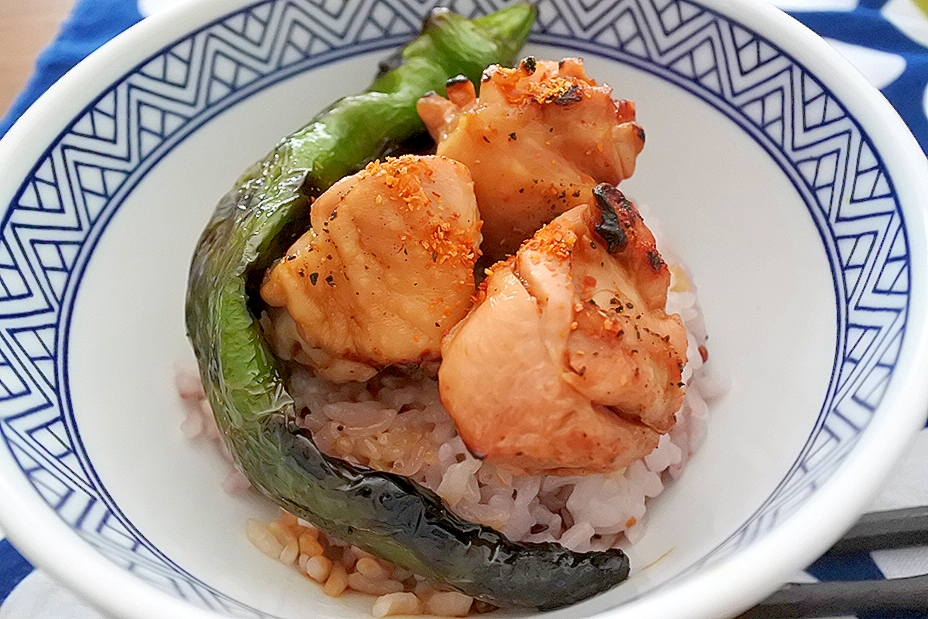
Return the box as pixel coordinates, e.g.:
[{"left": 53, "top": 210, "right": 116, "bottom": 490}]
[{"left": 0, "top": 0, "right": 76, "bottom": 120}]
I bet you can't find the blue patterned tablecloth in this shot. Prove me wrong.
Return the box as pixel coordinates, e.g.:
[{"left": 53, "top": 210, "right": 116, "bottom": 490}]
[{"left": 0, "top": 0, "right": 926, "bottom": 617}]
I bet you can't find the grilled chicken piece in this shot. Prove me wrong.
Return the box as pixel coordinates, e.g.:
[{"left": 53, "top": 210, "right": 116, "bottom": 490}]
[
  {"left": 438, "top": 184, "right": 686, "bottom": 475},
  {"left": 261, "top": 155, "right": 481, "bottom": 382},
  {"left": 417, "top": 57, "right": 645, "bottom": 261}
]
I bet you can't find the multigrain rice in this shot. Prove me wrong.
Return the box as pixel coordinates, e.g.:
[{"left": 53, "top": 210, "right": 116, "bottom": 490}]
[
  {"left": 255, "top": 260, "right": 719, "bottom": 552},
  {"left": 241, "top": 513, "right": 479, "bottom": 615},
  {"left": 177, "top": 229, "right": 724, "bottom": 616}
]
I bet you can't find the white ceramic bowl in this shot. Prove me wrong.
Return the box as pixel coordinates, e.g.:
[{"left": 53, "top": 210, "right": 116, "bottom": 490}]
[{"left": 0, "top": 0, "right": 926, "bottom": 618}]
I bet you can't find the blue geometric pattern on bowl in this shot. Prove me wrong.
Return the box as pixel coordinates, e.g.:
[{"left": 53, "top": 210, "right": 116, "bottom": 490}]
[{"left": 0, "top": 0, "right": 907, "bottom": 613}]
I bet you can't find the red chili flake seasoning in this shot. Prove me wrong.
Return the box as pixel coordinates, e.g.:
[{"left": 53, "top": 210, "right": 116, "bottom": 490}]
[{"left": 699, "top": 345, "right": 709, "bottom": 363}]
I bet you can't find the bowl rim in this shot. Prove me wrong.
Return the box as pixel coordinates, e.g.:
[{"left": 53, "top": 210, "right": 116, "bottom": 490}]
[{"left": 0, "top": 0, "right": 926, "bottom": 618}]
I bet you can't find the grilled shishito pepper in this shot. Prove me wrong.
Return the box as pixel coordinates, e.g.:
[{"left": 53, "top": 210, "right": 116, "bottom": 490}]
[{"left": 185, "top": 5, "right": 630, "bottom": 610}]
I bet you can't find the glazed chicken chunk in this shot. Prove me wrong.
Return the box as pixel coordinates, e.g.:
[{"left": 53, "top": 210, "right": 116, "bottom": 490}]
[
  {"left": 438, "top": 184, "right": 687, "bottom": 475},
  {"left": 261, "top": 155, "right": 481, "bottom": 382},
  {"left": 417, "top": 57, "right": 645, "bottom": 260}
]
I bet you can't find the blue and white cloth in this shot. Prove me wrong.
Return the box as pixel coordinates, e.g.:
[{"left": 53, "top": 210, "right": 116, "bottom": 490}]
[{"left": 0, "top": 0, "right": 927, "bottom": 617}]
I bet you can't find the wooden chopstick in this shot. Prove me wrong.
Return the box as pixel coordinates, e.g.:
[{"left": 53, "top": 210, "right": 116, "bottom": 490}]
[
  {"left": 742, "top": 575, "right": 928, "bottom": 618},
  {"left": 824, "top": 506, "right": 928, "bottom": 555},
  {"left": 737, "top": 507, "right": 928, "bottom": 618}
]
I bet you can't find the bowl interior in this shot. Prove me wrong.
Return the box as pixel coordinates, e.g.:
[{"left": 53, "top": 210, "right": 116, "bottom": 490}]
[{"left": 0, "top": 0, "right": 918, "bottom": 618}]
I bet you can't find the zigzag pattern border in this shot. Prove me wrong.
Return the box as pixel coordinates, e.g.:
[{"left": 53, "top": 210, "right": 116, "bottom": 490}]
[
  {"left": 0, "top": 0, "right": 910, "bottom": 611},
  {"left": 534, "top": 0, "right": 909, "bottom": 570}
]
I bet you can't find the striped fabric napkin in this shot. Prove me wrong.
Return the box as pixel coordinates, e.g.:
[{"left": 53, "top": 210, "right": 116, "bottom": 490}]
[{"left": 0, "top": 0, "right": 926, "bottom": 617}]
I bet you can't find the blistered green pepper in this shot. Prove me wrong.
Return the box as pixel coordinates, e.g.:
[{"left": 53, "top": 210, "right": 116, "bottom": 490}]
[{"left": 185, "top": 5, "right": 630, "bottom": 609}]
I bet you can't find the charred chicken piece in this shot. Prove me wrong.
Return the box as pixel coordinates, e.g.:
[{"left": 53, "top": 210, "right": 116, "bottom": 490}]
[
  {"left": 418, "top": 57, "right": 645, "bottom": 260},
  {"left": 438, "top": 184, "right": 687, "bottom": 475},
  {"left": 261, "top": 155, "right": 481, "bottom": 382}
]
